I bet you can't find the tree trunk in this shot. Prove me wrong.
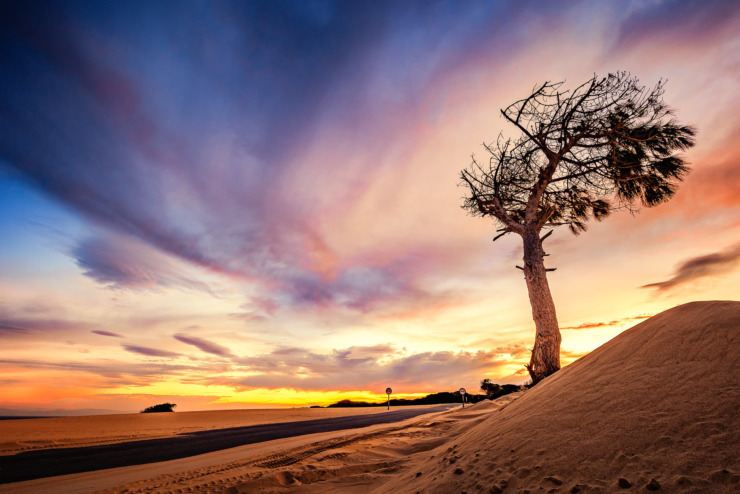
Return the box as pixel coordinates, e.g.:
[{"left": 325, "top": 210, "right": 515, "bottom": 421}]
[{"left": 521, "top": 230, "right": 561, "bottom": 384}]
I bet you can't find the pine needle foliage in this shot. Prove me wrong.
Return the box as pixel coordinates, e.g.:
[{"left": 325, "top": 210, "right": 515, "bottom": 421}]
[{"left": 460, "top": 72, "right": 696, "bottom": 237}]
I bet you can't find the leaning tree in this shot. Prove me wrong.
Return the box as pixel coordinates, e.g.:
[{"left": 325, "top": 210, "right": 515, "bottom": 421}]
[{"left": 460, "top": 72, "right": 695, "bottom": 384}]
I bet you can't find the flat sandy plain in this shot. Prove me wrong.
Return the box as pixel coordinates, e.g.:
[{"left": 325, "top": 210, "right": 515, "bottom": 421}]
[
  {"left": 0, "top": 405, "right": 438, "bottom": 456},
  {"left": 1, "top": 301, "right": 738, "bottom": 493}
]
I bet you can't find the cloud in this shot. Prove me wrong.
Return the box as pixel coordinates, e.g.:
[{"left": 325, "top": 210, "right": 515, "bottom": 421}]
[
  {"left": 73, "top": 233, "right": 213, "bottom": 293},
  {"left": 642, "top": 243, "right": 740, "bottom": 291},
  {"left": 0, "top": 357, "right": 224, "bottom": 386},
  {"left": 2, "top": 341, "right": 527, "bottom": 394},
  {"left": 0, "top": 0, "right": 598, "bottom": 317},
  {"left": 561, "top": 314, "right": 652, "bottom": 331},
  {"left": 614, "top": 0, "right": 740, "bottom": 51},
  {"left": 92, "top": 330, "right": 124, "bottom": 338},
  {"left": 122, "top": 344, "right": 181, "bottom": 358},
  {"left": 230, "top": 343, "right": 526, "bottom": 392},
  {"left": 174, "top": 334, "right": 234, "bottom": 357},
  {"left": 0, "top": 316, "right": 89, "bottom": 337}
]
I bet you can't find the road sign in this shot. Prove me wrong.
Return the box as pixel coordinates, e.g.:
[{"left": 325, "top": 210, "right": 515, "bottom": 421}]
[
  {"left": 459, "top": 388, "right": 467, "bottom": 408},
  {"left": 386, "top": 388, "right": 392, "bottom": 410},
  {"left": 386, "top": 387, "right": 392, "bottom": 395}
]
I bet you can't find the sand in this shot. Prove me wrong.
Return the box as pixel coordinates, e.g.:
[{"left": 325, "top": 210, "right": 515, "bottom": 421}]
[
  {"left": 0, "top": 406, "right": 430, "bottom": 456},
  {"left": 381, "top": 300, "right": 740, "bottom": 493},
  {"left": 1, "top": 300, "right": 738, "bottom": 493}
]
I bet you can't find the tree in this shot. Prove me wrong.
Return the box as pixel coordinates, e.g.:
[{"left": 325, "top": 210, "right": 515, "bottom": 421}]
[
  {"left": 480, "top": 378, "right": 501, "bottom": 398},
  {"left": 460, "top": 72, "right": 695, "bottom": 384},
  {"left": 480, "top": 378, "right": 519, "bottom": 399},
  {"left": 141, "top": 402, "right": 177, "bottom": 413}
]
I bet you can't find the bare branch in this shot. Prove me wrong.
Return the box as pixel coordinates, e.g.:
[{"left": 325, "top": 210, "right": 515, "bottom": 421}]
[{"left": 458, "top": 71, "right": 695, "bottom": 384}]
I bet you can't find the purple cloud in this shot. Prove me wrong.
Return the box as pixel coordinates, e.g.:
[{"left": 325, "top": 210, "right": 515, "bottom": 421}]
[
  {"left": 92, "top": 330, "right": 124, "bottom": 338},
  {"left": 174, "top": 334, "right": 234, "bottom": 357},
  {"left": 122, "top": 345, "right": 181, "bottom": 358},
  {"left": 0, "top": 357, "right": 224, "bottom": 385},
  {"left": 231, "top": 344, "right": 526, "bottom": 392},
  {"left": 1, "top": 0, "right": 735, "bottom": 319},
  {"left": 73, "top": 234, "right": 213, "bottom": 293},
  {"left": 614, "top": 0, "right": 740, "bottom": 50},
  {"left": 0, "top": 316, "right": 89, "bottom": 337},
  {"left": 642, "top": 243, "right": 740, "bottom": 291},
  {"left": 0, "top": 0, "right": 588, "bottom": 316}
]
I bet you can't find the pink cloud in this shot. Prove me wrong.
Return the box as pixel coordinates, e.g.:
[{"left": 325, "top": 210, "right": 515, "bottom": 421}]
[{"left": 642, "top": 243, "right": 740, "bottom": 292}]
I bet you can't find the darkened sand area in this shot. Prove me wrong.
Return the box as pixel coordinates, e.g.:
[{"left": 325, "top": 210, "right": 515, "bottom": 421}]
[
  {"left": 0, "top": 405, "right": 432, "bottom": 456},
  {"left": 1, "top": 301, "right": 738, "bottom": 493},
  {"left": 0, "top": 405, "right": 454, "bottom": 483}
]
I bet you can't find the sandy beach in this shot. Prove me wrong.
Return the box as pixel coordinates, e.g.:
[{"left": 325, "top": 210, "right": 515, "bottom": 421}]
[
  {"left": 0, "top": 405, "right": 440, "bottom": 456},
  {"left": 1, "top": 301, "right": 738, "bottom": 493},
  {"left": 0, "top": 398, "right": 490, "bottom": 494}
]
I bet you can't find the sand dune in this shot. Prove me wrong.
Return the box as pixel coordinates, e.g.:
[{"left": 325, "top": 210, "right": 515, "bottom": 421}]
[
  {"left": 381, "top": 300, "right": 740, "bottom": 493},
  {"left": 2, "top": 301, "right": 738, "bottom": 493}
]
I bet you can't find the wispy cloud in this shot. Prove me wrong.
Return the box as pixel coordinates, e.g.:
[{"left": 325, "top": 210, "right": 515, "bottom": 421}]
[
  {"left": 92, "top": 330, "right": 124, "bottom": 338},
  {"left": 642, "top": 243, "right": 740, "bottom": 291},
  {"left": 122, "top": 345, "right": 181, "bottom": 358},
  {"left": 73, "top": 234, "right": 213, "bottom": 293},
  {"left": 1, "top": 342, "right": 526, "bottom": 393},
  {"left": 0, "top": 316, "right": 89, "bottom": 337},
  {"left": 174, "top": 334, "right": 234, "bottom": 358},
  {"left": 561, "top": 314, "right": 652, "bottom": 331},
  {"left": 0, "top": 357, "right": 222, "bottom": 385},
  {"left": 230, "top": 344, "right": 526, "bottom": 392},
  {"left": 614, "top": 0, "right": 740, "bottom": 51},
  {"left": 0, "top": 0, "right": 596, "bottom": 317}
]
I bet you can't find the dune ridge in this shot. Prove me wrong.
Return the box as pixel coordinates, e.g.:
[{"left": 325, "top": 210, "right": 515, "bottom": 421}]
[{"left": 381, "top": 300, "right": 740, "bottom": 493}]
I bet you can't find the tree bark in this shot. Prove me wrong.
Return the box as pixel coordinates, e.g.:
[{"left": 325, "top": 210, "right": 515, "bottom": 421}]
[{"left": 521, "top": 229, "right": 561, "bottom": 383}]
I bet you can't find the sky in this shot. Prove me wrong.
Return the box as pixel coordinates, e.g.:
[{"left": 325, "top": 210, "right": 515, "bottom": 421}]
[{"left": 0, "top": 0, "right": 739, "bottom": 413}]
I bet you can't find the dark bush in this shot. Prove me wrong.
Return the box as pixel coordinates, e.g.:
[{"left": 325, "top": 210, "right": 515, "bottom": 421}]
[
  {"left": 326, "top": 391, "right": 485, "bottom": 408},
  {"left": 480, "top": 379, "right": 521, "bottom": 399},
  {"left": 140, "top": 402, "right": 177, "bottom": 413}
]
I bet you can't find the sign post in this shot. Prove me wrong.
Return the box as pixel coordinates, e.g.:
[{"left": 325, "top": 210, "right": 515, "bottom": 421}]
[
  {"left": 459, "top": 387, "right": 467, "bottom": 408},
  {"left": 386, "top": 387, "right": 392, "bottom": 410}
]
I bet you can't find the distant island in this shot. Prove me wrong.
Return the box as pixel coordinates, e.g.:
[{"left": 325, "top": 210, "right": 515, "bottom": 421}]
[{"left": 140, "top": 403, "right": 177, "bottom": 413}]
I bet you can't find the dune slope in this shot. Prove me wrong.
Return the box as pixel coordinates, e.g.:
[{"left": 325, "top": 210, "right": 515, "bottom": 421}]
[{"left": 380, "top": 301, "right": 740, "bottom": 493}]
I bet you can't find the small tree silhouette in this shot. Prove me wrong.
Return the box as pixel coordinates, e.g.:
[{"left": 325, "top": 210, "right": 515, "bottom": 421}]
[
  {"left": 480, "top": 378, "right": 519, "bottom": 399},
  {"left": 480, "top": 378, "right": 500, "bottom": 398},
  {"left": 140, "top": 402, "right": 177, "bottom": 413},
  {"left": 461, "top": 72, "right": 695, "bottom": 383}
]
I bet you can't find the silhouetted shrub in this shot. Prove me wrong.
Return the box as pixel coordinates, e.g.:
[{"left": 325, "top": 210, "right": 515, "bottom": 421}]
[
  {"left": 480, "top": 379, "right": 521, "bottom": 399},
  {"left": 140, "top": 402, "right": 177, "bottom": 413},
  {"left": 326, "top": 391, "right": 485, "bottom": 408}
]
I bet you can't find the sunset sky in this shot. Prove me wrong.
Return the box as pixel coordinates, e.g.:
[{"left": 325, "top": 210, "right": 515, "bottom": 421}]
[{"left": 1, "top": 0, "right": 739, "bottom": 413}]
